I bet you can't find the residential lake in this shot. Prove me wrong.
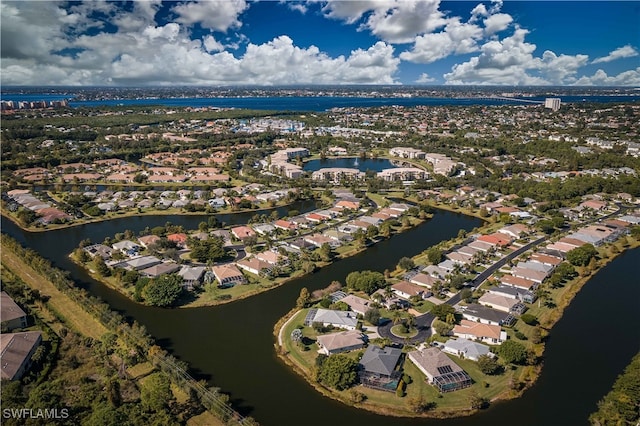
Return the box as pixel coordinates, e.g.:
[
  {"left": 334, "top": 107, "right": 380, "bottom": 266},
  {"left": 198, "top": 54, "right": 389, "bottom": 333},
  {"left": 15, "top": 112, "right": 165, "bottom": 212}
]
[
  {"left": 2, "top": 210, "right": 638, "bottom": 426},
  {"left": 303, "top": 158, "right": 398, "bottom": 173}
]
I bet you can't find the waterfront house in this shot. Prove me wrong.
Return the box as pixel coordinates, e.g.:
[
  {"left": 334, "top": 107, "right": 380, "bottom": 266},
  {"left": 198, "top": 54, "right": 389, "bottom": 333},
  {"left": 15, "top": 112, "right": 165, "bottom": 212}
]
[
  {"left": 0, "top": 331, "right": 43, "bottom": 380},
  {"left": 83, "top": 244, "right": 113, "bottom": 260},
  {"left": 112, "top": 240, "right": 141, "bottom": 256},
  {"left": 316, "top": 330, "right": 366, "bottom": 355},
  {"left": 498, "top": 274, "right": 538, "bottom": 291},
  {"left": 408, "top": 347, "right": 472, "bottom": 393},
  {"left": 273, "top": 219, "right": 297, "bottom": 231},
  {"left": 167, "top": 233, "right": 188, "bottom": 248},
  {"left": 255, "top": 250, "right": 286, "bottom": 266},
  {"left": 486, "top": 285, "right": 536, "bottom": 304},
  {"left": 442, "top": 338, "right": 492, "bottom": 362},
  {"left": 251, "top": 224, "right": 276, "bottom": 236},
  {"left": 478, "top": 293, "right": 527, "bottom": 314},
  {"left": 230, "top": 226, "right": 256, "bottom": 241},
  {"left": 178, "top": 265, "right": 207, "bottom": 290},
  {"left": 139, "top": 262, "right": 182, "bottom": 278},
  {"left": 211, "top": 264, "right": 246, "bottom": 287},
  {"left": 236, "top": 257, "right": 273, "bottom": 276},
  {"left": 1, "top": 292, "right": 28, "bottom": 331},
  {"left": 453, "top": 320, "right": 507, "bottom": 345},
  {"left": 304, "top": 309, "right": 358, "bottom": 330},
  {"left": 511, "top": 266, "right": 548, "bottom": 284},
  {"left": 123, "top": 256, "right": 162, "bottom": 271},
  {"left": 358, "top": 345, "right": 403, "bottom": 392},
  {"left": 137, "top": 235, "right": 161, "bottom": 249}
]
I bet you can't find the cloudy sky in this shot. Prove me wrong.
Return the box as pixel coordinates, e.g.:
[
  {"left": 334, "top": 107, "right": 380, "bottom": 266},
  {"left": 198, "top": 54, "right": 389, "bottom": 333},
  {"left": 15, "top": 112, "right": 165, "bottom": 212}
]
[{"left": 2, "top": 0, "right": 639, "bottom": 86}]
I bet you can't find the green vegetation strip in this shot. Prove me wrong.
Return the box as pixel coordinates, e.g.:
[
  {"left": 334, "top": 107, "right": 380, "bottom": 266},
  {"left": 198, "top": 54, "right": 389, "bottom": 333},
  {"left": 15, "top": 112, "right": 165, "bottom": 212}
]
[{"left": 589, "top": 352, "right": 640, "bottom": 426}]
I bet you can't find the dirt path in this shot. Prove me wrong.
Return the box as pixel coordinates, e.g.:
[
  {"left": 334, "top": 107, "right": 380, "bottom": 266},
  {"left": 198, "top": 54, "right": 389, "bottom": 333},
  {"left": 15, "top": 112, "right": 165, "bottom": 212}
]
[{"left": 1, "top": 251, "right": 108, "bottom": 340}]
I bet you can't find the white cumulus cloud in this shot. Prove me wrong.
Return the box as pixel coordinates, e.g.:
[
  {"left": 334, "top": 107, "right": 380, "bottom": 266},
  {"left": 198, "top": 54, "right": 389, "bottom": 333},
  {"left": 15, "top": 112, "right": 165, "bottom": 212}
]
[
  {"left": 483, "top": 13, "right": 512, "bottom": 35},
  {"left": 573, "top": 68, "right": 640, "bottom": 86},
  {"left": 172, "top": 0, "right": 248, "bottom": 32},
  {"left": 592, "top": 45, "right": 639, "bottom": 64},
  {"left": 323, "top": 0, "right": 446, "bottom": 43},
  {"left": 415, "top": 73, "right": 435, "bottom": 83},
  {"left": 400, "top": 17, "right": 483, "bottom": 63}
]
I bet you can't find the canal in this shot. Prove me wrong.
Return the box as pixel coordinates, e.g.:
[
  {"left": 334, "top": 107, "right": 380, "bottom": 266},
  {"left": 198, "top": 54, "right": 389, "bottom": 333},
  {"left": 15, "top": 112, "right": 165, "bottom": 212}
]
[{"left": 2, "top": 210, "right": 638, "bottom": 426}]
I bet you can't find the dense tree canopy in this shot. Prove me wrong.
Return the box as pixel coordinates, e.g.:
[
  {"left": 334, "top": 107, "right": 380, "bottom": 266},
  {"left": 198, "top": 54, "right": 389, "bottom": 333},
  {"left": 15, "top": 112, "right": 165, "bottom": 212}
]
[
  {"left": 316, "top": 354, "right": 359, "bottom": 391},
  {"left": 189, "top": 236, "right": 226, "bottom": 263},
  {"left": 345, "top": 270, "right": 386, "bottom": 294},
  {"left": 431, "top": 304, "right": 456, "bottom": 321},
  {"left": 567, "top": 244, "right": 598, "bottom": 267},
  {"left": 142, "top": 274, "right": 183, "bottom": 307}
]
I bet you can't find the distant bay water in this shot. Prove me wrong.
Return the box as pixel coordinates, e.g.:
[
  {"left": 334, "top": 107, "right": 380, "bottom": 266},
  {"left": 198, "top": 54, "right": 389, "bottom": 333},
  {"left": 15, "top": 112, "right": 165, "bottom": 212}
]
[{"left": 1, "top": 93, "right": 639, "bottom": 111}]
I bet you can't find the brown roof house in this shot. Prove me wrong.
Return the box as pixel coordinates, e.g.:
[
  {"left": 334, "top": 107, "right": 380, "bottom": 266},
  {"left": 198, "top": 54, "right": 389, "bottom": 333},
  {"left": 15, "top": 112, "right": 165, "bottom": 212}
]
[
  {"left": 211, "top": 264, "right": 246, "bottom": 287},
  {"left": 316, "top": 330, "right": 366, "bottom": 355}
]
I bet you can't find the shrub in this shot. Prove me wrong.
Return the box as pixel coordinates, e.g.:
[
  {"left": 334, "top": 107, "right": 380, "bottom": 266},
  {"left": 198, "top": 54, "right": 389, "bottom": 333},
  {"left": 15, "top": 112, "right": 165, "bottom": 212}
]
[{"left": 520, "top": 314, "right": 538, "bottom": 325}]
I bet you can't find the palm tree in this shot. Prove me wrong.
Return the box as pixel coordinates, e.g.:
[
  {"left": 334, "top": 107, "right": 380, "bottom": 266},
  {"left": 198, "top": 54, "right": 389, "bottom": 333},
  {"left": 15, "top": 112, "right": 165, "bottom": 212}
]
[{"left": 405, "top": 315, "right": 416, "bottom": 331}]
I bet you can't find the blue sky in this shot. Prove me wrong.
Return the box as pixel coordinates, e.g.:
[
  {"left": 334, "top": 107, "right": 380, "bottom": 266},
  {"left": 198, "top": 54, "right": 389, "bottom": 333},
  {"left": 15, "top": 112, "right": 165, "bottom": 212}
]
[{"left": 1, "top": 1, "right": 638, "bottom": 86}]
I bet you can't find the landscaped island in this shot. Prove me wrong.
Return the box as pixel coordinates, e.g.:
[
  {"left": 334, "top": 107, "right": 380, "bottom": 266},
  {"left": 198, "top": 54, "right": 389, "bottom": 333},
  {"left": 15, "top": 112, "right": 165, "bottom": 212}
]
[{"left": 274, "top": 197, "right": 640, "bottom": 418}]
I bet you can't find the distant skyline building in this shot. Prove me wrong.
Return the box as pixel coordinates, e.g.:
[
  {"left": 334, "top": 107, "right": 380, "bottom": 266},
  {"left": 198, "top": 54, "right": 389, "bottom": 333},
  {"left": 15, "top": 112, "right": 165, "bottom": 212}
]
[{"left": 544, "top": 98, "right": 561, "bottom": 111}]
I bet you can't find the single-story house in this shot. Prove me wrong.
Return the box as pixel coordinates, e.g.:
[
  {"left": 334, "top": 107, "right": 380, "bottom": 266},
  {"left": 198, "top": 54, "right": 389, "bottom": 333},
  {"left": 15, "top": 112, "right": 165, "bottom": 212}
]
[
  {"left": 340, "top": 294, "right": 372, "bottom": 315},
  {"left": 304, "top": 308, "right": 358, "bottom": 330},
  {"left": 409, "top": 273, "right": 439, "bottom": 289},
  {"left": 478, "top": 293, "right": 527, "bottom": 314},
  {"left": 461, "top": 303, "right": 515, "bottom": 326},
  {"left": 83, "top": 244, "right": 113, "bottom": 260},
  {"left": 1, "top": 292, "right": 28, "bottom": 331},
  {"left": 358, "top": 345, "right": 403, "bottom": 392},
  {"left": 123, "top": 255, "right": 162, "bottom": 271},
  {"left": 230, "top": 226, "right": 256, "bottom": 241},
  {"left": 498, "top": 274, "right": 538, "bottom": 291},
  {"left": 391, "top": 281, "right": 428, "bottom": 300},
  {"left": 112, "top": 240, "right": 140, "bottom": 254},
  {"left": 251, "top": 223, "right": 276, "bottom": 235},
  {"left": 211, "top": 264, "right": 246, "bottom": 287},
  {"left": 0, "top": 331, "right": 43, "bottom": 380},
  {"left": 486, "top": 285, "right": 536, "bottom": 304},
  {"left": 138, "top": 235, "right": 161, "bottom": 248},
  {"left": 408, "top": 347, "right": 472, "bottom": 393},
  {"left": 236, "top": 257, "right": 273, "bottom": 276},
  {"left": 511, "top": 266, "right": 549, "bottom": 284},
  {"left": 453, "top": 319, "right": 507, "bottom": 345},
  {"left": 139, "top": 262, "right": 182, "bottom": 278},
  {"left": 178, "top": 265, "right": 207, "bottom": 290},
  {"left": 316, "top": 330, "right": 366, "bottom": 355},
  {"left": 442, "top": 338, "right": 492, "bottom": 362}
]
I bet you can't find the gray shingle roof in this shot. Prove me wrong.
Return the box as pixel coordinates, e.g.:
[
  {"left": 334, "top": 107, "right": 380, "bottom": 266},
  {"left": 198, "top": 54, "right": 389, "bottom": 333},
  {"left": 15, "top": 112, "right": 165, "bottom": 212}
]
[{"left": 359, "top": 345, "right": 402, "bottom": 376}]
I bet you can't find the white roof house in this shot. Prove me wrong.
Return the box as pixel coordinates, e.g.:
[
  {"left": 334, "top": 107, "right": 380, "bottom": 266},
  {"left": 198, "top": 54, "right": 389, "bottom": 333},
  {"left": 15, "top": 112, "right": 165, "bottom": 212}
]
[
  {"left": 305, "top": 309, "right": 359, "bottom": 330},
  {"left": 442, "top": 338, "right": 492, "bottom": 361}
]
